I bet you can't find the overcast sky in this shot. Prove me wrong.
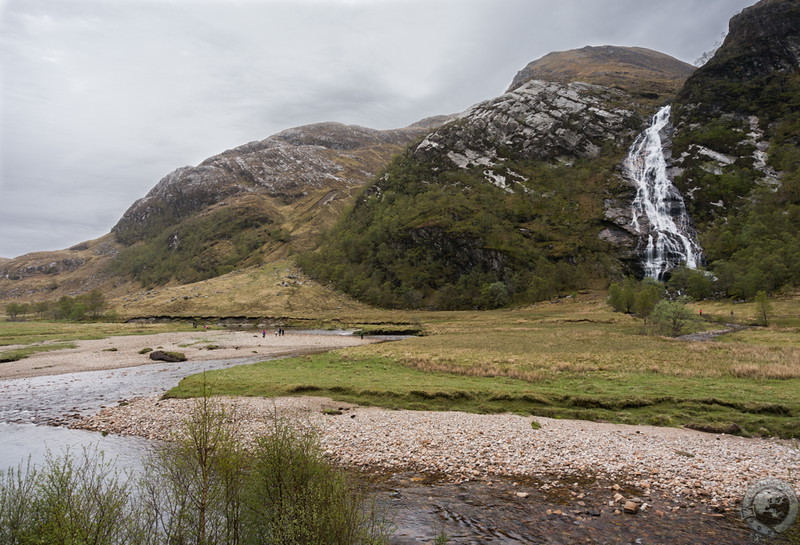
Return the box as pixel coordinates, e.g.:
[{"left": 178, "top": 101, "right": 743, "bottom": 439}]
[{"left": 0, "top": 0, "right": 755, "bottom": 258}]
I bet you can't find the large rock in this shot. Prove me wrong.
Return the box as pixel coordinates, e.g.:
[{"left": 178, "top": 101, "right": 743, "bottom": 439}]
[{"left": 149, "top": 350, "right": 187, "bottom": 363}]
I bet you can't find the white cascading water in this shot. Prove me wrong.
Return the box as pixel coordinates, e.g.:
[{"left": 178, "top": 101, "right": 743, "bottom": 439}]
[{"left": 626, "top": 105, "right": 702, "bottom": 280}]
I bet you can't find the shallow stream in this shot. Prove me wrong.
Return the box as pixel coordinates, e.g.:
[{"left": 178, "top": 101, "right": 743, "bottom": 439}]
[{"left": 0, "top": 337, "right": 762, "bottom": 544}]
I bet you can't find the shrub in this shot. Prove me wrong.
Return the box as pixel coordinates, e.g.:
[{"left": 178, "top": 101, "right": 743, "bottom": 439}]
[
  {"left": 650, "top": 299, "right": 694, "bottom": 337},
  {"left": 0, "top": 450, "right": 135, "bottom": 545},
  {"left": 0, "top": 395, "right": 391, "bottom": 545},
  {"left": 242, "top": 421, "right": 389, "bottom": 544}
]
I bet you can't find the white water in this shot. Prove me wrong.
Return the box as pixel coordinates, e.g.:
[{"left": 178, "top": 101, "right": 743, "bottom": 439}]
[{"left": 626, "top": 105, "right": 702, "bottom": 280}]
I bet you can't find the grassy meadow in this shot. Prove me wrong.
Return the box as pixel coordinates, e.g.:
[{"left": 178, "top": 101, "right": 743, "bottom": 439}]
[{"left": 168, "top": 292, "right": 800, "bottom": 439}]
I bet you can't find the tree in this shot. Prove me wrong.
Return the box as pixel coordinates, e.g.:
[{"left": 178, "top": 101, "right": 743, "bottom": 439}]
[
  {"left": 608, "top": 277, "right": 637, "bottom": 313},
  {"left": 754, "top": 290, "right": 772, "bottom": 326},
  {"left": 650, "top": 300, "right": 694, "bottom": 337},
  {"left": 5, "top": 302, "right": 28, "bottom": 321},
  {"left": 633, "top": 279, "right": 665, "bottom": 320},
  {"left": 83, "top": 290, "right": 108, "bottom": 319}
]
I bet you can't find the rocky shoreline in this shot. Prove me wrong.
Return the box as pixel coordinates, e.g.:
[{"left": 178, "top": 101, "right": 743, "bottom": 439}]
[{"left": 75, "top": 395, "right": 800, "bottom": 514}]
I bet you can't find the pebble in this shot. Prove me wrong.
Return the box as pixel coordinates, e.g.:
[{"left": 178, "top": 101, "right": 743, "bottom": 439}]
[{"left": 74, "top": 395, "right": 800, "bottom": 506}]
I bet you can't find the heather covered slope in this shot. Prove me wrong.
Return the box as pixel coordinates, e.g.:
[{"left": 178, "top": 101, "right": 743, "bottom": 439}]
[
  {"left": 109, "top": 120, "right": 447, "bottom": 288},
  {"left": 508, "top": 45, "right": 695, "bottom": 99}
]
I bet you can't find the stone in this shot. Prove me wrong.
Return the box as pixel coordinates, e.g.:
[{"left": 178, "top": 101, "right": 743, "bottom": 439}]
[
  {"left": 148, "top": 350, "right": 187, "bottom": 362},
  {"left": 624, "top": 501, "right": 640, "bottom": 514}
]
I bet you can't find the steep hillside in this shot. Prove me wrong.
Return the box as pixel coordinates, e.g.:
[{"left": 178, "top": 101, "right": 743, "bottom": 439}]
[
  {"left": 0, "top": 118, "right": 446, "bottom": 304},
  {"left": 0, "top": 235, "right": 133, "bottom": 302},
  {"left": 299, "top": 48, "right": 695, "bottom": 309},
  {"left": 110, "top": 120, "right": 447, "bottom": 288},
  {"left": 671, "top": 0, "right": 800, "bottom": 298}
]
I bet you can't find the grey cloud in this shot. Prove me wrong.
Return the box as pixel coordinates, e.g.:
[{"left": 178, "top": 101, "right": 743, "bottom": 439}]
[{"left": 0, "top": 0, "right": 756, "bottom": 258}]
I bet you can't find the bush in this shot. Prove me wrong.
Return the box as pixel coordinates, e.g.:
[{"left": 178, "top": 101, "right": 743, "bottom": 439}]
[
  {"left": 0, "top": 450, "right": 135, "bottom": 545},
  {"left": 608, "top": 277, "right": 665, "bottom": 318},
  {"left": 650, "top": 299, "right": 694, "bottom": 337},
  {"left": 243, "top": 422, "right": 388, "bottom": 544},
  {"left": 0, "top": 395, "right": 391, "bottom": 545}
]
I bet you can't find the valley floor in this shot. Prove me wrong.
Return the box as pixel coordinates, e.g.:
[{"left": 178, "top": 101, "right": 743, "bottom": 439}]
[
  {"left": 76, "top": 393, "right": 800, "bottom": 514},
  {"left": 0, "top": 329, "right": 376, "bottom": 380}
]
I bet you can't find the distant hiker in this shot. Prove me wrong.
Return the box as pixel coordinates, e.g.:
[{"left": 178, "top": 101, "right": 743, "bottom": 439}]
[{"left": 262, "top": 329, "right": 266, "bottom": 338}]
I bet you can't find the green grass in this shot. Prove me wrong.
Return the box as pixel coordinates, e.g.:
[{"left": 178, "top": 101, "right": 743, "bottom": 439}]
[
  {"left": 0, "top": 320, "right": 196, "bottom": 347},
  {"left": 167, "top": 295, "right": 800, "bottom": 439},
  {"left": 168, "top": 351, "right": 800, "bottom": 438},
  {"left": 0, "top": 342, "right": 77, "bottom": 363}
]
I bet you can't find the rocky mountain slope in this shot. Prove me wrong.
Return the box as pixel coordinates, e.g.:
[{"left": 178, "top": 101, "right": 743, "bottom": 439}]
[
  {"left": 0, "top": 118, "right": 446, "bottom": 303},
  {"left": 669, "top": 0, "right": 800, "bottom": 298},
  {"left": 300, "top": 0, "right": 800, "bottom": 309},
  {"left": 299, "top": 47, "right": 695, "bottom": 309}
]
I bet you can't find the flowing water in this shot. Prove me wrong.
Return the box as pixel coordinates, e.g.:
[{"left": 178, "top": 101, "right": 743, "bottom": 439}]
[
  {"left": 626, "top": 105, "right": 702, "bottom": 280},
  {"left": 0, "top": 335, "right": 757, "bottom": 543}
]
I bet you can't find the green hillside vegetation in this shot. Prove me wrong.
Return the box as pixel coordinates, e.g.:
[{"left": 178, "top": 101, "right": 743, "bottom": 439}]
[
  {"left": 672, "top": 0, "right": 800, "bottom": 300},
  {"left": 674, "top": 75, "right": 800, "bottom": 299},
  {"left": 299, "top": 147, "right": 626, "bottom": 310},
  {"left": 111, "top": 200, "right": 288, "bottom": 288}
]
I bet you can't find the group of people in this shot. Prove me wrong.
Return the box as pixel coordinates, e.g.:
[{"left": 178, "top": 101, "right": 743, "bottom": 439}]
[{"left": 262, "top": 328, "right": 285, "bottom": 338}]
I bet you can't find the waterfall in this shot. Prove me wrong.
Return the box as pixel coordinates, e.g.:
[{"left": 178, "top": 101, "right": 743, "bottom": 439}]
[{"left": 626, "top": 105, "right": 702, "bottom": 280}]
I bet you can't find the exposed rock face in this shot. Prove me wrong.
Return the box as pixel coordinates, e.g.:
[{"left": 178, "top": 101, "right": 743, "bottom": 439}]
[
  {"left": 685, "top": 0, "right": 800, "bottom": 84},
  {"left": 414, "top": 79, "right": 640, "bottom": 187},
  {"left": 112, "top": 121, "right": 445, "bottom": 245},
  {"left": 413, "top": 78, "right": 647, "bottom": 267}
]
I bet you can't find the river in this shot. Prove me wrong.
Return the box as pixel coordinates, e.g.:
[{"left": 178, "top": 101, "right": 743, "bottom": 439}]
[{"left": 0, "top": 335, "right": 763, "bottom": 544}]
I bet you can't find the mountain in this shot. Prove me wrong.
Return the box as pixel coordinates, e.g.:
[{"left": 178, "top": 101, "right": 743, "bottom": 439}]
[
  {"left": 4, "top": 0, "right": 798, "bottom": 314},
  {"left": 298, "top": 47, "right": 695, "bottom": 309},
  {"left": 669, "top": 0, "right": 800, "bottom": 299},
  {"left": 508, "top": 45, "right": 695, "bottom": 99},
  {"left": 300, "top": 0, "right": 800, "bottom": 309},
  {"left": 0, "top": 118, "right": 447, "bottom": 304}
]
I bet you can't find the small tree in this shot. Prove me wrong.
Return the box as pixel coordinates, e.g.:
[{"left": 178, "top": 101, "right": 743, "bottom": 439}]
[
  {"left": 608, "top": 277, "right": 637, "bottom": 313},
  {"left": 5, "top": 303, "right": 28, "bottom": 321},
  {"left": 137, "top": 393, "right": 246, "bottom": 545},
  {"left": 633, "top": 278, "right": 665, "bottom": 320},
  {"left": 650, "top": 299, "right": 693, "bottom": 336},
  {"left": 83, "top": 290, "right": 108, "bottom": 319},
  {"left": 754, "top": 290, "right": 772, "bottom": 326}
]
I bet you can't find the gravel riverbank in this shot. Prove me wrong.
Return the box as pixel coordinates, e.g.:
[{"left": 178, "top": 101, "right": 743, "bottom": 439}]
[
  {"left": 75, "top": 395, "right": 800, "bottom": 511},
  {"left": 0, "top": 330, "right": 375, "bottom": 380}
]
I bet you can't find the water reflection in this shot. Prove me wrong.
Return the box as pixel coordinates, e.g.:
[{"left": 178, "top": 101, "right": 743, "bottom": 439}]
[{"left": 0, "top": 422, "right": 152, "bottom": 474}]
